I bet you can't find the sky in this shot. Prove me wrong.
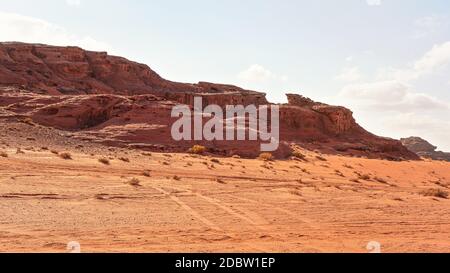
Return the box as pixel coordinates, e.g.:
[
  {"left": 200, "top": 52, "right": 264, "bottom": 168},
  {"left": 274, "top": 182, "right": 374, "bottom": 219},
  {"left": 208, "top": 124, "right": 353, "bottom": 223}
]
[{"left": 1, "top": 0, "right": 449, "bottom": 150}]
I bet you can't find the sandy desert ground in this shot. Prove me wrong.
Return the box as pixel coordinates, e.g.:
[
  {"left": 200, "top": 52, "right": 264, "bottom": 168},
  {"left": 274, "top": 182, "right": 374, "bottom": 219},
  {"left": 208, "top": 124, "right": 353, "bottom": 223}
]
[{"left": 0, "top": 122, "right": 449, "bottom": 253}]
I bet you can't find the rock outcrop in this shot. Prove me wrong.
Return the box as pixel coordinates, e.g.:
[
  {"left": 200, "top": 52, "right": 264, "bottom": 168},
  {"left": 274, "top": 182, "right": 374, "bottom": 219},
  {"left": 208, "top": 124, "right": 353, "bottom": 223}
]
[
  {"left": 0, "top": 42, "right": 419, "bottom": 160},
  {"left": 401, "top": 137, "right": 450, "bottom": 161}
]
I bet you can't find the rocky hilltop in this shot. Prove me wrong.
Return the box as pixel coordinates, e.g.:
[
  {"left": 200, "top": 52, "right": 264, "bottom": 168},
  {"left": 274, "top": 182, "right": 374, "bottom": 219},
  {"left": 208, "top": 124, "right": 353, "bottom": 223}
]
[
  {"left": 401, "top": 137, "right": 450, "bottom": 162},
  {"left": 0, "top": 42, "right": 418, "bottom": 160}
]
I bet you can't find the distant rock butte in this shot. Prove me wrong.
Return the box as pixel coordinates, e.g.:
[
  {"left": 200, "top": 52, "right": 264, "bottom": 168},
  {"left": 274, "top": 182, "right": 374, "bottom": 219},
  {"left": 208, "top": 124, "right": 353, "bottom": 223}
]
[
  {"left": 0, "top": 42, "right": 418, "bottom": 160},
  {"left": 401, "top": 137, "right": 450, "bottom": 162}
]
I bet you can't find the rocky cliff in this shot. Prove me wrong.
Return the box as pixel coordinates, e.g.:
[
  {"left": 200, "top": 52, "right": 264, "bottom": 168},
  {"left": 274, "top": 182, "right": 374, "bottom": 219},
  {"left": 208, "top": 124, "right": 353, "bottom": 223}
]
[
  {"left": 0, "top": 42, "right": 418, "bottom": 160},
  {"left": 401, "top": 137, "right": 450, "bottom": 161}
]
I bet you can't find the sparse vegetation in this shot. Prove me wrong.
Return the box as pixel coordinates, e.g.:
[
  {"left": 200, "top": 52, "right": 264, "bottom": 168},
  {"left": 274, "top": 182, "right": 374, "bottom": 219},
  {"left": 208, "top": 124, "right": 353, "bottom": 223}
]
[
  {"left": 355, "top": 172, "right": 371, "bottom": 181},
  {"left": 289, "top": 189, "right": 303, "bottom": 197},
  {"left": 343, "top": 164, "right": 353, "bottom": 169},
  {"left": 216, "top": 178, "right": 226, "bottom": 184},
  {"left": 0, "top": 151, "right": 8, "bottom": 158},
  {"left": 258, "top": 152, "right": 274, "bottom": 161},
  {"left": 173, "top": 175, "right": 181, "bottom": 181},
  {"left": 98, "top": 158, "right": 110, "bottom": 165},
  {"left": 301, "top": 168, "right": 311, "bottom": 174},
  {"left": 51, "top": 150, "right": 59, "bottom": 155},
  {"left": 95, "top": 194, "right": 108, "bottom": 200},
  {"left": 189, "top": 145, "right": 206, "bottom": 155},
  {"left": 211, "top": 158, "right": 220, "bottom": 164},
  {"left": 142, "top": 171, "right": 151, "bottom": 177},
  {"left": 118, "top": 157, "right": 130, "bottom": 163},
  {"left": 420, "top": 188, "right": 449, "bottom": 199},
  {"left": 16, "top": 148, "right": 24, "bottom": 154},
  {"left": 127, "top": 178, "right": 141, "bottom": 187},
  {"left": 292, "top": 151, "right": 306, "bottom": 160},
  {"left": 19, "top": 117, "right": 35, "bottom": 126},
  {"left": 315, "top": 155, "right": 327, "bottom": 161},
  {"left": 335, "top": 170, "right": 345, "bottom": 177},
  {"left": 373, "top": 176, "right": 388, "bottom": 184},
  {"left": 59, "top": 152, "right": 72, "bottom": 160}
]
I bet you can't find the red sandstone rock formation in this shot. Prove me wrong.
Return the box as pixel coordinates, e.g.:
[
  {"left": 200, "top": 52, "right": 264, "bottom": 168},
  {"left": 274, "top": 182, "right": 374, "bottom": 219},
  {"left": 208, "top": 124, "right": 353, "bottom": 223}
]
[
  {"left": 0, "top": 42, "right": 418, "bottom": 160},
  {"left": 401, "top": 137, "right": 450, "bottom": 162}
]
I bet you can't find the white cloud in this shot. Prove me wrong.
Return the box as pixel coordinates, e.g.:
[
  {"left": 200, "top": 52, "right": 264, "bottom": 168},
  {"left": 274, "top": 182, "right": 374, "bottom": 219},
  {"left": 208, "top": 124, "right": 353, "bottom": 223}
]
[
  {"left": 0, "top": 11, "right": 113, "bottom": 52},
  {"left": 386, "top": 113, "right": 450, "bottom": 133},
  {"left": 66, "top": 0, "right": 81, "bottom": 6},
  {"left": 338, "top": 41, "right": 450, "bottom": 151},
  {"left": 334, "top": 66, "right": 362, "bottom": 82},
  {"left": 413, "top": 15, "right": 447, "bottom": 39},
  {"left": 413, "top": 41, "right": 450, "bottom": 75},
  {"left": 340, "top": 80, "right": 449, "bottom": 111},
  {"left": 341, "top": 81, "right": 407, "bottom": 101},
  {"left": 379, "top": 41, "right": 450, "bottom": 82},
  {"left": 366, "top": 0, "right": 382, "bottom": 6},
  {"left": 238, "top": 64, "right": 288, "bottom": 82}
]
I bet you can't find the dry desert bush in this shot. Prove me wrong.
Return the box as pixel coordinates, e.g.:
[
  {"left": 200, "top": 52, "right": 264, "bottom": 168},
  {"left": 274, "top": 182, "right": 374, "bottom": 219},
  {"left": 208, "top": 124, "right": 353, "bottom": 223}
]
[
  {"left": 98, "top": 158, "right": 110, "bottom": 165},
  {"left": 211, "top": 158, "right": 220, "bottom": 164},
  {"left": 355, "top": 172, "right": 371, "bottom": 181},
  {"left": 292, "top": 151, "right": 306, "bottom": 160},
  {"left": 335, "top": 170, "right": 345, "bottom": 177},
  {"left": 0, "top": 151, "right": 8, "bottom": 158},
  {"left": 289, "top": 189, "right": 303, "bottom": 197},
  {"left": 128, "top": 178, "right": 141, "bottom": 187},
  {"left": 118, "top": 157, "right": 130, "bottom": 163},
  {"left": 373, "top": 176, "right": 388, "bottom": 184},
  {"left": 421, "top": 188, "right": 449, "bottom": 199},
  {"left": 189, "top": 145, "right": 206, "bottom": 155},
  {"left": 259, "top": 153, "right": 274, "bottom": 161},
  {"left": 301, "top": 168, "right": 311, "bottom": 174},
  {"left": 59, "top": 152, "right": 72, "bottom": 160},
  {"left": 216, "top": 178, "right": 226, "bottom": 184},
  {"left": 19, "top": 117, "right": 35, "bottom": 126}
]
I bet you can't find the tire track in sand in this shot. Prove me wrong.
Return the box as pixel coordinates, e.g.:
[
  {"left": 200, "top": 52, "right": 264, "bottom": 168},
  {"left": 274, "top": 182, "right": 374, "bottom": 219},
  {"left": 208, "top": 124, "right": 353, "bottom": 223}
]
[
  {"left": 150, "top": 186, "right": 268, "bottom": 252},
  {"left": 151, "top": 186, "right": 222, "bottom": 231}
]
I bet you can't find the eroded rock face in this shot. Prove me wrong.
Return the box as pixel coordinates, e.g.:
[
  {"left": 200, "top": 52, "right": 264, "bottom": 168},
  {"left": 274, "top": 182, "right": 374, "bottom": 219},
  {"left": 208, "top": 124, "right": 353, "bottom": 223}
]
[
  {"left": 0, "top": 42, "right": 419, "bottom": 160},
  {"left": 401, "top": 137, "right": 450, "bottom": 161}
]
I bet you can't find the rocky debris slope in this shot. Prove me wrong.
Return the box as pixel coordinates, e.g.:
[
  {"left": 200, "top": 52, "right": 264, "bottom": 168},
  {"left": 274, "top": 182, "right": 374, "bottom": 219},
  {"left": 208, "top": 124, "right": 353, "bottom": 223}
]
[
  {"left": 401, "top": 137, "right": 450, "bottom": 162},
  {"left": 0, "top": 42, "right": 418, "bottom": 160}
]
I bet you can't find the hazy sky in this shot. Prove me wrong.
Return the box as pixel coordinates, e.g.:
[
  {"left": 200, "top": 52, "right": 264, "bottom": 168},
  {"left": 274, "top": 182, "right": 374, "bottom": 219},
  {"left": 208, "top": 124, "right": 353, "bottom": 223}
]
[{"left": 1, "top": 0, "right": 449, "bottom": 150}]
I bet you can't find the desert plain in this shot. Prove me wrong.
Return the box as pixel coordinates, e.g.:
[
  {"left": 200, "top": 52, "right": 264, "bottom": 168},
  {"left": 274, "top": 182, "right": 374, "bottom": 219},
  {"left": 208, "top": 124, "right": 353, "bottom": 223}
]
[{"left": 0, "top": 122, "right": 449, "bottom": 253}]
